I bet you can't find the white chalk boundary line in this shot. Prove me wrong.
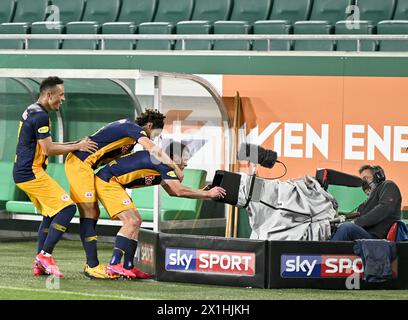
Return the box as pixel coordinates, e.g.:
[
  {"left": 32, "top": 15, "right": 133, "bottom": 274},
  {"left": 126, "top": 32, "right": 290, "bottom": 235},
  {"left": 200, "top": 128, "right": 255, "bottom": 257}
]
[{"left": 0, "top": 285, "right": 148, "bottom": 300}]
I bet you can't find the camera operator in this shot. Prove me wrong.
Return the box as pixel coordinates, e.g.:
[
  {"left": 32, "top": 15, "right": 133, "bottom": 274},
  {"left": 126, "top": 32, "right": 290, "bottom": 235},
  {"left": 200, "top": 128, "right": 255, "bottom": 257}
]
[{"left": 331, "top": 165, "right": 402, "bottom": 241}]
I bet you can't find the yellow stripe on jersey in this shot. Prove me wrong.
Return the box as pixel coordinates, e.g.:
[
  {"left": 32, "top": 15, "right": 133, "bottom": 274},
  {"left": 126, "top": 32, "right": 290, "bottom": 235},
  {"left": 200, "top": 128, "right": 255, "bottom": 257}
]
[
  {"left": 84, "top": 137, "right": 135, "bottom": 167},
  {"left": 113, "top": 169, "right": 160, "bottom": 186},
  {"left": 32, "top": 141, "right": 47, "bottom": 175}
]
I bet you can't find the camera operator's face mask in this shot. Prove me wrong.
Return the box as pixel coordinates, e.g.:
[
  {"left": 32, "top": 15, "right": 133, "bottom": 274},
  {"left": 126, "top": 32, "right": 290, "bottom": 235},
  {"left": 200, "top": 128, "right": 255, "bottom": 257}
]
[{"left": 361, "top": 170, "right": 376, "bottom": 195}]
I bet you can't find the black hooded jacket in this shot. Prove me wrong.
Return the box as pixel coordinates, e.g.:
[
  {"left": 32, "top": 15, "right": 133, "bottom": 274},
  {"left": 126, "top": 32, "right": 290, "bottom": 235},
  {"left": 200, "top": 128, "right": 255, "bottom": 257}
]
[{"left": 354, "top": 180, "right": 402, "bottom": 239}]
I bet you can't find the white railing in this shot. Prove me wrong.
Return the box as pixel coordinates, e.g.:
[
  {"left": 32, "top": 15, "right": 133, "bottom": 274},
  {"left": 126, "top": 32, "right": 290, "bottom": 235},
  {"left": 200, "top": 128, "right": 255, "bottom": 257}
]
[{"left": 0, "top": 34, "right": 408, "bottom": 51}]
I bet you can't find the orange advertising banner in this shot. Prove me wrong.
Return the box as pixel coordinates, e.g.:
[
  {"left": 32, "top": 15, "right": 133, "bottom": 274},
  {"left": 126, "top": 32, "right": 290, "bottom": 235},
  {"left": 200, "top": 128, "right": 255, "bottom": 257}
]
[{"left": 223, "top": 75, "right": 408, "bottom": 207}]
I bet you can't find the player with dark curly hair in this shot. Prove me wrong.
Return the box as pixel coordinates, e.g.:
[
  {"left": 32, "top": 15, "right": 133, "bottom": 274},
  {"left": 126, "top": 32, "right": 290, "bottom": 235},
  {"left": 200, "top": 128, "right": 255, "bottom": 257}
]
[{"left": 64, "top": 108, "right": 183, "bottom": 279}]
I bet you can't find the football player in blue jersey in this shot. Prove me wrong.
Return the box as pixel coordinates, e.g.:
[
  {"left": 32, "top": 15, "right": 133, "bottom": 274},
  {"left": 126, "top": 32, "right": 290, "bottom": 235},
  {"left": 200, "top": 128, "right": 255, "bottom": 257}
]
[
  {"left": 65, "top": 109, "right": 186, "bottom": 279},
  {"left": 13, "top": 76, "right": 98, "bottom": 278},
  {"left": 95, "top": 142, "right": 226, "bottom": 279}
]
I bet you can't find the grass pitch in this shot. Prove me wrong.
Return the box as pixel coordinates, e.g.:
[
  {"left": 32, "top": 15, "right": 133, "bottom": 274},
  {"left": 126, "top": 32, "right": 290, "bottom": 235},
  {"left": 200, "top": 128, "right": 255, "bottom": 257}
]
[{"left": 0, "top": 240, "right": 407, "bottom": 300}]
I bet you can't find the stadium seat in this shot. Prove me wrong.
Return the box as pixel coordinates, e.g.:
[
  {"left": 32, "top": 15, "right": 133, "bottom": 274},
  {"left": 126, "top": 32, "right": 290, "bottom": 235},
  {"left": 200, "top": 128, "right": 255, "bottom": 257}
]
[
  {"left": 62, "top": 22, "right": 100, "bottom": 50},
  {"left": 135, "top": 22, "right": 175, "bottom": 50},
  {"left": 228, "top": 0, "right": 272, "bottom": 23},
  {"left": 80, "top": 0, "right": 121, "bottom": 24},
  {"left": 11, "top": 0, "right": 48, "bottom": 23},
  {"left": 102, "top": 22, "right": 137, "bottom": 50},
  {"left": 116, "top": 0, "right": 158, "bottom": 25},
  {"left": 131, "top": 169, "right": 207, "bottom": 221},
  {"left": 49, "top": 0, "right": 86, "bottom": 24},
  {"left": 190, "top": 0, "right": 233, "bottom": 22},
  {"left": 377, "top": 21, "right": 408, "bottom": 52},
  {"left": 213, "top": 21, "right": 252, "bottom": 51},
  {"left": 392, "top": 0, "right": 408, "bottom": 20},
  {"left": 268, "top": 0, "right": 313, "bottom": 25},
  {"left": 308, "top": 0, "right": 353, "bottom": 26},
  {"left": 335, "top": 20, "right": 377, "bottom": 51},
  {"left": 327, "top": 185, "right": 367, "bottom": 214},
  {"left": 0, "top": 0, "right": 16, "bottom": 23},
  {"left": 153, "top": 0, "right": 194, "bottom": 24},
  {"left": 27, "top": 22, "right": 63, "bottom": 50},
  {"left": 293, "top": 21, "right": 334, "bottom": 51},
  {"left": 0, "top": 162, "right": 17, "bottom": 209},
  {"left": 354, "top": 0, "right": 396, "bottom": 25},
  {"left": 0, "top": 22, "right": 29, "bottom": 49},
  {"left": 175, "top": 21, "right": 213, "bottom": 50},
  {"left": 252, "top": 20, "right": 292, "bottom": 51}
]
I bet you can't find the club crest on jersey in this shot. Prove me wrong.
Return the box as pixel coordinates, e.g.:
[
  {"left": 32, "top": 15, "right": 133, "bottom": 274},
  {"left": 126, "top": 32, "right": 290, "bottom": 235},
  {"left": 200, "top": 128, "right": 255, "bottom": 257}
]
[
  {"left": 123, "top": 199, "right": 131, "bottom": 205},
  {"left": 167, "top": 171, "right": 177, "bottom": 178},
  {"left": 38, "top": 126, "right": 49, "bottom": 134},
  {"left": 85, "top": 192, "right": 93, "bottom": 198},
  {"left": 145, "top": 175, "right": 154, "bottom": 185},
  {"left": 61, "top": 194, "right": 70, "bottom": 202}
]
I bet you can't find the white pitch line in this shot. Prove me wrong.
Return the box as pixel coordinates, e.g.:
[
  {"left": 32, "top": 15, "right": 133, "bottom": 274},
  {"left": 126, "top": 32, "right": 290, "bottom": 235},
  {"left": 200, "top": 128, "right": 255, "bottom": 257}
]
[{"left": 0, "top": 285, "right": 147, "bottom": 300}]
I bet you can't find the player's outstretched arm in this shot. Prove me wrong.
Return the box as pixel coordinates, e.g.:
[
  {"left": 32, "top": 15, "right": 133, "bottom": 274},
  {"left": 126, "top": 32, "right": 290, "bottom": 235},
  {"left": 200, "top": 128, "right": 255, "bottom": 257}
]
[
  {"left": 161, "top": 179, "right": 226, "bottom": 200},
  {"left": 38, "top": 136, "right": 98, "bottom": 156},
  {"left": 138, "top": 136, "right": 184, "bottom": 182}
]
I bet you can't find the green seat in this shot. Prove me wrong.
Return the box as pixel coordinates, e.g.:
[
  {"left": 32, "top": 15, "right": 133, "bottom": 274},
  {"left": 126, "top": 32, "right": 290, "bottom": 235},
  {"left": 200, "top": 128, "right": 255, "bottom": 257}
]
[
  {"left": 0, "top": 0, "right": 16, "bottom": 23},
  {"left": 136, "top": 22, "right": 174, "bottom": 50},
  {"left": 102, "top": 22, "right": 136, "bottom": 50},
  {"left": 213, "top": 21, "right": 252, "bottom": 51},
  {"left": 0, "top": 162, "right": 17, "bottom": 209},
  {"left": 393, "top": 0, "right": 408, "bottom": 19},
  {"left": 252, "top": 20, "right": 292, "bottom": 51},
  {"left": 335, "top": 20, "right": 377, "bottom": 51},
  {"left": 62, "top": 22, "right": 100, "bottom": 50},
  {"left": 0, "top": 22, "right": 28, "bottom": 49},
  {"left": 190, "top": 0, "right": 232, "bottom": 22},
  {"left": 268, "top": 0, "right": 313, "bottom": 25},
  {"left": 49, "top": 0, "right": 86, "bottom": 24},
  {"left": 81, "top": 0, "right": 121, "bottom": 24},
  {"left": 12, "top": 0, "right": 48, "bottom": 23},
  {"left": 308, "top": 0, "right": 353, "bottom": 26},
  {"left": 378, "top": 21, "right": 408, "bottom": 52},
  {"left": 27, "top": 22, "right": 63, "bottom": 50},
  {"left": 153, "top": 0, "right": 194, "bottom": 24},
  {"left": 175, "top": 21, "right": 212, "bottom": 50},
  {"left": 116, "top": 0, "right": 157, "bottom": 24},
  {"left": 355, "top": 0, "right": 396, "bottom": 24},
  {"left": 293, "top": 21, "right": 334, "bottom": 51},
  {"left": 228, "top": 0, "right": 272, "bottom": 23},
  {"left": 328, "top": 185, "right": 367, "bottom": 214},
  {"left": 131, "top": 169, "right": 207, "bottom": 221}
]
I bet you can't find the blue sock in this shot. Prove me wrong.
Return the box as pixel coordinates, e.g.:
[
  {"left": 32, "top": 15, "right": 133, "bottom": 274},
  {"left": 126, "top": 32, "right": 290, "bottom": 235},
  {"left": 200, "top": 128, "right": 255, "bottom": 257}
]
[
  {"left": 80, "top": 218, "right": 99, "bottom": 268},
  {"left": 124, "top": 240, "right": 138, "bottom": 270},
  {"left": 110, "top": 235, "right": 131, "bottom": 265},
  {"left": 42, "top": 205, "right": 76, "bottom": 255},
  {"left": 37, "top": 216, "right": 53, "bottom": 254}
]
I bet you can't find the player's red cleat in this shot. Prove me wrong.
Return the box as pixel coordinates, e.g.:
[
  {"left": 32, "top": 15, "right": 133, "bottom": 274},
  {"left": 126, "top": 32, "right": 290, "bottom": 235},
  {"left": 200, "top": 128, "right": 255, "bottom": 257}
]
[
  {"left": 107, "top": 264, "right": 136, "bottom": 279},
  {"left": 129, "top": 267, "right": 153, "bottom": 279},
  {"left": 32, "top": 260, "right": 47, "bottom": 276},
  {"left": 35, "top": 253, "right": 64, "bottom": 278}
]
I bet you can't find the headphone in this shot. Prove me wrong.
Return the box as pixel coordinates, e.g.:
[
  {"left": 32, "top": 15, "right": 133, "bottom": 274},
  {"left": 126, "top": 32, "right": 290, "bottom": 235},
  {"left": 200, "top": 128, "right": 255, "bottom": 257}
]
[{"left": 371, "top": 165, "right": 386, "bottom": 184}]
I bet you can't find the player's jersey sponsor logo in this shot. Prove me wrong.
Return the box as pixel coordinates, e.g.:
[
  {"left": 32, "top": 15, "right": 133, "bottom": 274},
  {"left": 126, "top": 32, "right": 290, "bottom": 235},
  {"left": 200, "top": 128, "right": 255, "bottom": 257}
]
[
  {"left": 85, "top": 192, "right": 93, "bottom": 199},
  {"left": 280, "top": 254, "right": 364, "bottom": 278},
  {"left": 38, "top": 126, "right": 50, "bottom": 134},
  {"left": 61, "top": 194, "right": 70, "bottom": 202},
  {"left": 165, "top": 248, "right": 255, "bottom": 276},
  {"left": 145, "top": 175, "right": 154, "bottom": 185},
  {"left": 123, "top": 199, "right": 131, "bottom": 205},
  {"left": 166, "top": 171, "right": 177, "bottom": 178}
]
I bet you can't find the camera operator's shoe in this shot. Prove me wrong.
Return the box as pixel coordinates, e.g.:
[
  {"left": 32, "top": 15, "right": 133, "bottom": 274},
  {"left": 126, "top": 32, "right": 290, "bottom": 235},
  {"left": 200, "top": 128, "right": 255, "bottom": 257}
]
[
  {"left": 107, "top": 264, "right": 136, "bottom": 279},
  {"left": 32, "top": 260, "right": 47, "bottom": 276},
  {"left": 35, "top": 253, "right": 64, "bottom": 278},
  {"left": 84, "top": 263, "right": 119, "bottom": 280}
]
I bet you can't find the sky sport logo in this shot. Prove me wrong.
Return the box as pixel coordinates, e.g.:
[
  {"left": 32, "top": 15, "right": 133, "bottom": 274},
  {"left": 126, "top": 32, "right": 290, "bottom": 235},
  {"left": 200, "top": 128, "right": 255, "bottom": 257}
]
[
  {"left": 165, "top": 248, "right": 255, "bottom": 276},
  {"left": 281, "top": 254, "right": 363, "bottom": 278}
]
